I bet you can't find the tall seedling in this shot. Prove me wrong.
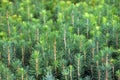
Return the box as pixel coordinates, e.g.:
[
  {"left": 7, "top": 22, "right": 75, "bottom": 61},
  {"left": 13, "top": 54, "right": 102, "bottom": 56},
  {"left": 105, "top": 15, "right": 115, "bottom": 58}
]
[
  {"left": 79, "top": 35, "right": 86, "bottom": 52},
  {"left": 104, "top": 47, "right": 113, "bottom": 80},
  {"left": 61, "top": 59, "right": 68, "bottom": 80},
  {"left": 84, "top": 13, "right": 90, "bottom": 38},
  {"left": 75, "top": 54, "right": 83, "bottom": 79},
  {"left": 87, "top": 39, "right": 95, "bottom": 77},
  {"left": 17, "top": 68, "right": 25, "bottom": 80},
  {"left": 69, "top": 65, "right": 73, "bottom": 80},
  {"left": 29, "top": 50, "right": 41, "bottom": 80},
  {"left": 53, "top": 38, "right": 57, "bottom": 73},
  {"left": 91, "top": 26, "right": 101, "bottom": 80},
  {"left": 7, "top": 44, "right": 11, "bottom": 67},
  {"left": 62, "top": 68, "right": 69, "bottom": 80},
  {"left": 64, "top": 29, "right": 67, "bottom": 51},
  {"left": 20, "top": 40, "right": 25, "bottom": 66}
]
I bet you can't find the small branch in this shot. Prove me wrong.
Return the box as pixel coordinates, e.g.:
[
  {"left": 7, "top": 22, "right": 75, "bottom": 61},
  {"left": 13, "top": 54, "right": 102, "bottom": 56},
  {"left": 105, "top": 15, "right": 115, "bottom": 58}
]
[
  {"left": 96, "top": 41, "right": 99, "bottom": 53},
  {"left": 71, "top": 10, "right": 74, "bottom": 27},
  {"left": 96, "top": 61, "right": 101, "bottom": 80},
  {"left": 68, "top": 48, "right": 71, "bottom": 63},
  {"left": 92, "top": 48, "right": 95, "bottom": 59},
  {"left": 86, "top": 19, "right": 89, "bottom": 38},
  {"left": 22, "top": 46, "right": 24, "bottom": 66},
  {"left": 54, "top": 38, "right": 57, "bottom": 72},
  {"left": 8, "top": 46, "right": 10, "bottom": 67},
  {"left": 64, "top": 29, "right": 66, "bottom": 51},
  {"left": 77, "top": 58, "right": 80, "bottom": 79},
  {"left": 21, "top": 72, "right": 24, "bottom": 80},
  {"left": 105, "top": 53, "right": 108, "bottom": 80},
  {"left": 36, "top": 58, "right": 38, "bottom": 80},
  {"left": 91, "top": 65, "right": 93, "bottom": 77},
  {"left": 70, "top": 66, "right": 72, "bottom": 80}
]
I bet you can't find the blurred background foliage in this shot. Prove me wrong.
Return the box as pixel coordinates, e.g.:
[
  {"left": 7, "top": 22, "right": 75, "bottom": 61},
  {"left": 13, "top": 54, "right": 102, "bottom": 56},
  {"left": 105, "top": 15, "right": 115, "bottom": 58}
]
[{"left": 0, "top": 0, "right": 120, "bottom": 80}]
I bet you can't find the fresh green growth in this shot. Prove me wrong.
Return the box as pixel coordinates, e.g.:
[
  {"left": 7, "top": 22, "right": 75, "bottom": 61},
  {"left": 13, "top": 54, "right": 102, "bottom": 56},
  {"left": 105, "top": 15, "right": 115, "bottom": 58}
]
[{"left": 0, "top": 0, "right": 120, "bottom": 80}]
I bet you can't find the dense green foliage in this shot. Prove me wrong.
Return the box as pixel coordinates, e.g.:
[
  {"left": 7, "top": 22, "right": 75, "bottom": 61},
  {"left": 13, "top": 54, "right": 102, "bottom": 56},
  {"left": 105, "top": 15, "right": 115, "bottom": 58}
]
[{"left": 0, "top": 0, "right": 120, "bottom": 80}]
